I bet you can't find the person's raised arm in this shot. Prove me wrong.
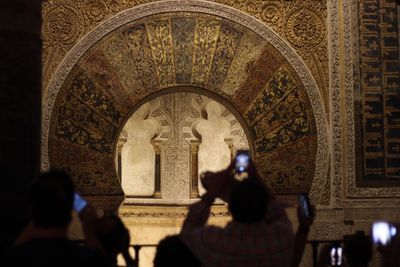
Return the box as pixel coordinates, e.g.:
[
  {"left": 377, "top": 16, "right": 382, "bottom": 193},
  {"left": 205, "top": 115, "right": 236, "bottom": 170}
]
[
  {"left": 181, "top": 162, "right": 236, "bottom": 235},
  {"left": 79, "top": 203, "right": 102, "bottom": 251},
  {"left": 291, "top": 205, "right": 316, "bottom": 267},
  {"left": 246, "top": 161, "right": 290, "bottom": 225}
]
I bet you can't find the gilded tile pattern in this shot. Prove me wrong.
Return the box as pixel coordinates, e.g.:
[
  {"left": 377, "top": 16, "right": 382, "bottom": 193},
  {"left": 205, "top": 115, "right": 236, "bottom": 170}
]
[
  {"left": 53, "top": 66, "right": 123, "bottom": 154},
  {"left": 79, "top": 51, "right": 132, "bottom": 112},
  {"left": 171, "top": 17, "right": 196, "bottom": 84},
  {"left": 146, "top": 19, "right": 176, "bottom": 87},
  {"left": 220, "top": 31, "right": 265, "bottom": 96},
  {"left": 233, "top": 44, "right": 284, "bottom": 111},
  {"left": 67, "top": 67, "right": 124, "bottom": 125},
  {"left": 102, "top": 34, "right": 146, "bottom": 99},
  {"left": 191, "top": 18, "right": 221, "bottom": 85},
  {"left": 244, "top": 65, "right": 316, "bottom": 192},
  {"left": 356, "top": 0, "right": 400, "bottom": 184},
  {"left": 42, "top": 0, "right": 329, "bottom": 115},
  {"left": 123, "top": 24, "right": 160, "bottom": 91},
  {"left": 207, "top": 22, "right": 243, "bottom": 91}
]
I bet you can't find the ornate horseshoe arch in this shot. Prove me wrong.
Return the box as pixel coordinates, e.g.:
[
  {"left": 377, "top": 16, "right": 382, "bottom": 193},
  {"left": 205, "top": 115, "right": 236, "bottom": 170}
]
[{"left": 42, "top": 1, "right": 328, "bottom": 204}]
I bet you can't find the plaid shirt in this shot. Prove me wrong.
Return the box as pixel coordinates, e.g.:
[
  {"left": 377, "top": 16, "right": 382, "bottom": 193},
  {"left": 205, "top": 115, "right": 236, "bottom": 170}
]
[{"left": 181, "top": 199, "right": 294, "bottom": 267}]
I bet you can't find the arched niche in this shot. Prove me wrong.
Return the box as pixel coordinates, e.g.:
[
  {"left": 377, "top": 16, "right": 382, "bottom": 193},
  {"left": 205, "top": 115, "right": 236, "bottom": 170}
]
[
  {"left": 116, "top": 88, "right": 251, "bottom": 203},
  {"left": 42, "top": 1, "right": 328, "bottom": 207}
]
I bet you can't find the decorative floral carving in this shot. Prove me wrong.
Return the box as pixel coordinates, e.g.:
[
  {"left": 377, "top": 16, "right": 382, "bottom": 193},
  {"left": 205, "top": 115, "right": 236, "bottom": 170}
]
[
  {"left": 259, "top": 1, "right": 283, "bottom": 26},
  {"left": 192, "top": 18, "right": 221, "bottom": 85},
  {"left": 123, "top": 24, "right": 160, "bottom": 91},
  {"left": 146, "top": 19, "right": 176, "bottom": 87},
  {"left": 284, "top": 7, "right": 326, "bottom": 49},
  {"left": 43, "top": 5, "right": 82, "bottom": 46},
  {"left": 84, "top": 0, "right": 108, "bottom": 22},
  {"left": 172, "top": 17, "right": 196, "bottom": 84},
  {"left": 207, "top": 22, "right": 243, "bottom": 91}
]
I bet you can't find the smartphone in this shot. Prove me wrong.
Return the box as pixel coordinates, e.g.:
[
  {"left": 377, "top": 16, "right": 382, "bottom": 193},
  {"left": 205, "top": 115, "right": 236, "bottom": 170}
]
[
  {"left": 73, "top": 192, "right": 87, "bottom": 213},
  {"left": 235, "top": 150, "right": 250, "bottom": 173},
  {"left": 372, "top": 221, "right": 397, "bottom": 246},
  {"left": 298, "top": 193, "right": 311, "bottom": 219},
  {"left": 330, "top": 244, "right": 343, "bottom": 266}
]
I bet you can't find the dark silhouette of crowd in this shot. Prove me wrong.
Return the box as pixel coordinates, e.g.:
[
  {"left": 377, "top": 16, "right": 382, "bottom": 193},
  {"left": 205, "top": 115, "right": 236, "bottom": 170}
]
[
  {"left": 4, "top": 170, "right": 135, "bottom": 267},
  {"left": 4, "top": 160, "right": 400, "bottom": 267}
]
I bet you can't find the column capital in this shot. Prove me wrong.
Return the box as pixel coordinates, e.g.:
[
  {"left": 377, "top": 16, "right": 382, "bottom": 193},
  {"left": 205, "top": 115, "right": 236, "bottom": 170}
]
[
  {"left": 189, "top": 140, "right": 200, "bottom": 154},
  {"left": 151, "top": 140, "right": 163, "bottom": 154}
]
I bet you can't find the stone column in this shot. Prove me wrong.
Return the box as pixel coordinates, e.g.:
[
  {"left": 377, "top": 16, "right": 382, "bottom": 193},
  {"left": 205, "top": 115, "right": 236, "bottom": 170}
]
[
  {"left": 117, "top": 139, "right": 126, "bottom": 181},
  {"left": 189, "top": 140, "right": 200, "bottom": 198},
  {"left": 0, "top": 0, "right": 42, "bottom": 250},
  {"left": 225, "top": 138, "right": 234, "bottom": 161},
  {"left": 152, "top": 140, "right": 162, "bottom": 198}
]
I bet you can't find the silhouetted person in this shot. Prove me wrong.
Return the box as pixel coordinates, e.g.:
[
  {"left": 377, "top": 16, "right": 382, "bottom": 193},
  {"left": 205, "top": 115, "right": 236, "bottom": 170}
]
[
  {"left": 96, "top": 215, "right": 136, "bottom": 267},
  {"left": 180, "top": 161, "right": 294, "bottom": 267},
  {"left": 376, "top": 223, "right": 400, "bottom": 267},
  {"left": 154, "top": 235, "right": 201, "bottom": 267},
  {"left": 7, "top": 170, "right": 107, "bottom": 267},
  {"left": 344, "top": 231, "right": 372, "bottom": 267},
  {"left": 291, "top": 202, "right": 316, "bottom": 267}
]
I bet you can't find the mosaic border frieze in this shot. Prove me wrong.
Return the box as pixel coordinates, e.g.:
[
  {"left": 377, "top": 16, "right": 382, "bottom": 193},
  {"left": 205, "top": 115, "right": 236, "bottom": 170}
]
[{"left": 330, "top": 0, "right": 400, "bottom": 206}]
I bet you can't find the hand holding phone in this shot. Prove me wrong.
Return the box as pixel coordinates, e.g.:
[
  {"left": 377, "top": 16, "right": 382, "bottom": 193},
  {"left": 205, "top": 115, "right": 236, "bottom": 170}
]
[
  {"left": 330, "top": 244, "right": 343, "bottom": 266},
  {"left": 73, "top": 192, "right": 88, "bottom": 213},
  {"left": 235, "top": 150, "right": 250, "bottom": 173},
  {"left": 372, "top": 221, "right": 397, "bottom": 246},
  {"left": 298, "top": 193, "right": 311, "bottom": 219}
]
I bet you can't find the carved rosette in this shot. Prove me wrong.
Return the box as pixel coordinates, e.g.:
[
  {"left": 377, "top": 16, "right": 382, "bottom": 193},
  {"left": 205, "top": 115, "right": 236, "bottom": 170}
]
[
  {"left": 284, "top": 7, "right": 326, "bottom": 50},
  {"left": 42, "top": 4, "right": 83, "bottom": 46},
  {"left": 259, "top": 1, "right": 283, "bottom": 27}
]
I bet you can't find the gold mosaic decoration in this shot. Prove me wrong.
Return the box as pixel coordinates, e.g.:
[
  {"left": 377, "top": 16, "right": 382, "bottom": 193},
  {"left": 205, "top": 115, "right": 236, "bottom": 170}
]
[
  {"left": 191, "top": 18, "right": 221, "bottom": 85},
  {"left": 123, "top": 24, "right": 160, "bottom": 91},
  {"left": 146, "top": 18, "right": 176, "bottom": 87},
  {"left": 42, "top": 0, "right": 329, "bottom": 114}
]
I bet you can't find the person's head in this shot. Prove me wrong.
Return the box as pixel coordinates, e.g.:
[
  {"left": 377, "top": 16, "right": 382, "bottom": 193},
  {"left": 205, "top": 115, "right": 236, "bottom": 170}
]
[
  {"left": 344, "top": 231, "right": 372, "bottom": 267},
  {"left": 228, "top": 178, "right": 269, "bottom": 223},
  {"left": 154, "top": 235, "right": 201, "bottom": 267},
  {"left": 96, "top": 215, "right": 130, "bottom": 257},
  {"left": 30, "top": 170, "right": 74, "bottom": 228}
]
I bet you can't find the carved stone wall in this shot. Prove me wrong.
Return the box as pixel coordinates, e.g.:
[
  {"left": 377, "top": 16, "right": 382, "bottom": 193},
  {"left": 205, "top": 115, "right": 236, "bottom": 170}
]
[{"left": 119, "top": 92, "right": 250, "bottom": 203}]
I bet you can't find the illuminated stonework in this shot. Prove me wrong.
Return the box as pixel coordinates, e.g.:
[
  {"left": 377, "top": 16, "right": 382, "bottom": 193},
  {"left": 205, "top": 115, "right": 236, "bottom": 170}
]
[{"left": 118, "top": 91, "right": 249, "bottom": 203}]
